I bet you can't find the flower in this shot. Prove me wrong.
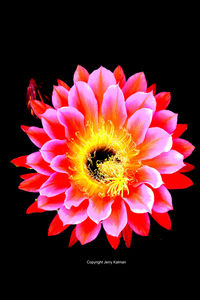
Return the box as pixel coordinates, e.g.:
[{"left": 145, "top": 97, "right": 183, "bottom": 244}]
[{"left": 12, "top": 65, "right": 195, "bottom": 249}]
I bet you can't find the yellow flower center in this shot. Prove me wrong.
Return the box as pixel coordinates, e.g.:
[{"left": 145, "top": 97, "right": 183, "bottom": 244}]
[{"left": 67, "top": 119, "right": 141, "bottom": 198}]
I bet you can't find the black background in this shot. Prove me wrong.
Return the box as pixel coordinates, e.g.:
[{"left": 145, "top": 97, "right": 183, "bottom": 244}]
[{"left": 5, "top": 10, "right": 200, "bottom": 291}]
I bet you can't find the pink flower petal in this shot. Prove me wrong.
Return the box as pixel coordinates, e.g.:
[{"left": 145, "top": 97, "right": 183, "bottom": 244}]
[
  {"left": 58, "top": 200, "right": 89, "bottom": 225},
  {"left": 134, "top": 165, "right": 163, "bottom": 188},
  {"left": 75, "top": 217, "right": 101, "bottom": 245},
  {"left": 52, "top": 85, "right": 68, "bottom": 109},
  {"left": 143, "top": 150, "right": 185, "bottom": 174},
  {"left": 123, "top": 184, "right": 154, "bottom": 213},
  {"left": 127, "top": 108, "right": 153, "bottom": 145},
  {"left": 19, "top": 173, "right": 49, "bottom": 192},
  {"left": 136, "top": 127, "right": 172, "bottom": 160},
  {"left": 127, "top": 207, "right": 150, "bottom": 236},
  {"left": 64, "top": 185, "right": 87, "bottom": 209},
  {"left": 40, "top": 139, "right": 68, "bottom": 163},
  {"left": 73, "top": 65, "right": 89, "bottom": 82},
  {"left": 152, "top": 185, "right": 173, "bottom": 213},
  {"left": 155, "top": 92, "right": 171, "bottom": 111},
  {"left": 87, "top": 196, "right": 114, "bottom": 224},
  {"left": 68, "top": 81, "right": 98, "bottom": 127},
  {"left": 151, "top": 211, "right": 171, "bottom": 230},
  {"left": 40, "top": 172, "right": 70, "bottom": 196},
  {"left": 150, "top": 110, "right": 178, "bottom": 134},
  {"left": 88, "top": 66, "right": 116, "bottom": 109},
  {"left": 113, "top": 65, "right": 126, "bottom": 89},
  {"left": 21, "top": 125, "right": 50, "bottom": 148},
  {"left": 125, "top": 91, "right": 156, "bottom": 118},
  {"left": 122, "top": 72, "right": 147, "bottom": 99},
  {"left": 57, "top": 106, "right": 85, "bottom": 139},
  {"left": 37, "top": 193, "right": 66, "bottom": 211},
  {"left": 26, "top": 151, "right": 54, "bottom": 175},
  {"left": 103, "top": 199, "right": 127, "bottom": 237},
  {"left": 101, "top": 85, "right": 127, "bottom": 129},
  {"left": 172, "top": 138, "right": 195, "bottom": 158},
  {"left": 50, "top": 154, "right": 69, "bottom": 173},
  {"left": 41, "top": 108, "right": 65, "bottom": 140}
]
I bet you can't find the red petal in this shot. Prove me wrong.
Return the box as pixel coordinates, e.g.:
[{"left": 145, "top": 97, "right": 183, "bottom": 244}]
[
  {"left": 73, "top": 65, "right": 89, "bottom": 83},
  {"left": 26, "top": 201, "right": 46, "bottom": 214},
  {"left": 122, "top": 72, "right": 147, "bottom": 99},
  {"left": 113, "top": 65, "right": 126, "bottom": 89},
  {"left": 21, "top": 125, "right": 50, "bottom": 148},
  {"left": 68, "top": 227, "right": 78, "bottom": 247},
  {"left": 57, "top": 79, "right": 70, "bottom": 91},
  {"left": 40, "top": 172, "right": 70, "bottom": 197},
  {"left": 172, "top": 124, "right": 188, "bottom": 138},
  {"left": 127, "top": 207, "right": 150, "bottom": 236},
  {"left": 26, "top": 151, "right": 54, "bottom": 175},
  {"left": 155, "top": 92, "right": 171, "bottom": 111},
  {"left": 147, "top": 83, "right": 156, "bottom": 95},
  {"left": 30, "top": 100, "right": 52, "bottom": 118},
  {"left": 122, "top": 224, "right": 132, "bottom": 248},
  {"left": 48, "top": 214, "right": 69, "bottom": 236},
  {"left": 37, "top": 193, "right": 66, "bottom": 210},
  {"left": 75, "top": 217, "right": 101, "bottom": 245},
  {"left": 106, "top": 233, "right": 121, "bottom": 249},
  {"left": 179, "top": 163, "right": 195, "bottom": 173},
  {"left": 162, "top": 173, "right": 193, "bottom": 189},
  {"left": 11, "top": 155, "right": 29, "bottom": 168},
  {"left": 151, "top": 211, "right": 171, "bottom": 230},
  {"left": 19, "top": 173, "right": 49, "bottom": 192},
  {"left": 172, "top": 138, "right": 195, "bottom": 158}
]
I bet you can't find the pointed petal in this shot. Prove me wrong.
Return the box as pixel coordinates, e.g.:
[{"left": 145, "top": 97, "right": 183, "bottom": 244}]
[
  {"left": 162, "top": 173, "right": 193, "bottom": 189},
  {"left": 155, "top": 92, "right": 171, "bottom": 111},
  {"left": 73, "top": 65, "right": 89, "bottom": 82},
  {"left": 50, "top": 154, "right": 70, "bottom": 173},
  {"left": 26, "top": 151, "right": 54, "bottom": 175},
  {"left": 123, "top": 184, "right": 154, "bottom": 213},
  {"left": 21, "top": 125, "right": 50, "bottom": 148},
  {"left": 40, "top": 139, "right": 68, "bottom": 163},
  {"left": 40, "top": 172, "right": 70, "bottom": 196},
  {"left": 143, "top": 150, "right": 185, "bottom": 174},
  {"left": 52, "top": 85, "right": 68, "bottom": 109},
  {"left": 37, "top": 193, "right": 66, "bottom": 210},
  {"left": 127, "top": 207, "right": 150, "bottom": 236},
  {"left": 48, "top": 214, "right": 69, "bottom": 236},
  {"left": 75, "top": 217, "right": 101, "bottom": 245},
  {"left": 19, "top": 173, "right": 49, "bottom": 192},
  {"left": 68, "top": 81, "right": 98, "bottom": 127},
  {"left": 64, "top": 185, "right": 86, "bottom": 209},
  {"left": 88, "top": 66, "right": 116, "bottom": 109},
  {"left": 101, "top": 85, "right": 127, "bottom": 129},
  {"left": 106, "top": 233, "right": 121, "bottom": 249},
  {"left": 57, "top": 79, "right": 70, "bottom": 91},
  {"left": 152, "top": 185, "right": 173, "bottom": 213},
  {"left": 179, "top": 163, "right": 195, "bottom": 173},
  {"left": 41, "top": 108, "right": 65, "bottom": 139},
  {"left": 136, "top": 127, "right": 172, "bottom": 160},
  {"left": 113, "top": 65, "right": 126, "bottom": 89},
  {"left": 172, "top": 138, "right": 195, "bottom": 158},
  {"left": 125, "top": 91, "right": 156, "bottom": 118},
  {"left": 134, "top": 165, "right": 163, "bottom": 188},
  {"left": 122, "top": 224, "right": 133, "bottom": 248},
  {"left": 172, "top": 124, "right": 188, "bottom": 138},
  {"left": 127, "top": 108, "right": 153, "bottom": 145},
  {"left": 58, "top": 200, "right": 88, "bottom": 225},
  {"left": 57, "top": 106, "right": 85, "bottom": 138},
  {"left": 68, "top": 227, "right": 78, "bottom": 247},
  {"left": 87, "top": 196, "right": 114, "bottom": 224},
  {"left": 147, "top": 83, "right": 156, "bottom": 95},
  {"left": 11, "top": 155, "right": 29, "bottom": 168},
  {"left": 103, "top": 199, "right": 127, "bottom": 237},
  {"left": 151, "top": 211, "right": 171, "bottom": 230},
  {"left": 151, "top": 110, "right": 178, "bottom": 134},
  {"left": 26, "top": 201, "right": 46, "bottom": 214},
  {"left": 122, "top": 72, "right": 147, "bottom": 99},
  {"left": 30, "top": 100, "right": 52, "bottom": 118}
]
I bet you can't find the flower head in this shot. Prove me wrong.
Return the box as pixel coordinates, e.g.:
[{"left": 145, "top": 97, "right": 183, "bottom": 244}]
[{"left": 12, "top": 65, "right": 195, "bottom": 249}]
